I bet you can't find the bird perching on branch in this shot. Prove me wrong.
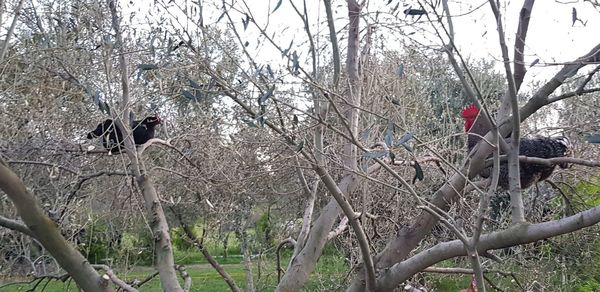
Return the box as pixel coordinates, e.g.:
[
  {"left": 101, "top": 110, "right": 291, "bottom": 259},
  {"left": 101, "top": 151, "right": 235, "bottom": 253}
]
[
  {"left": 461, "top": 104, "right": 571, "bottom": 190},
  {"left": 87, "top": 114, "right": 162, "bottom": 154}
]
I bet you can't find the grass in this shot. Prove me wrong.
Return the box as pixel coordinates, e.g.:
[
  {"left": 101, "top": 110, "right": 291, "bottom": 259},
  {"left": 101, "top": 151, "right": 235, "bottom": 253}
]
[
  {"left": 0, "top": 264, "right": 247, "bottom": 292},
  {"left": 172, "top": 249, "right": 245, "bottom": 266},
  {"left": 0, "top": 251, "right": 349, "bottom": 291},
  {"left": 10, "top": 253, "right": 596, "bottom": 291}
]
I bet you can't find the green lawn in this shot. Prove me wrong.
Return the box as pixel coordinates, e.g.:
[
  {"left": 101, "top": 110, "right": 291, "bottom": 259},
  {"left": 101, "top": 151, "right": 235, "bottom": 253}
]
[
  {"left": 0, "top": 264, "right": 248, "bottom": 292},
  {"left": 0, "top": 253, "right": 348, "bottom": 291}
]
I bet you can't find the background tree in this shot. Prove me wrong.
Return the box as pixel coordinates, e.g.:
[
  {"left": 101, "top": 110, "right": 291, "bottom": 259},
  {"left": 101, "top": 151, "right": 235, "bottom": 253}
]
[{"left": 1, "top": 0, "right": 600, "bottom": 291}]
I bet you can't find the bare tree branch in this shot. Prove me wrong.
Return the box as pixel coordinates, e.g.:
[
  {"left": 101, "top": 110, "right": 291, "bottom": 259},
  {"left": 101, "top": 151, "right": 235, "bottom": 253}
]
[
  {"left": 106, "top": 0, "right": 182, "bottom": 290},
  {"left": 0, "top": 0, "right": 24, "bottom": 62},
  {"left": 513, "top": 0, "right": 535, "bottom": 91},
  {"left": 0, "top": 215, "right": 34, "bottom": 237},
  {"left": 327, "top": 216, "right": 349, "bottom": 240},
  {"left": 276, "top": 238, "right": 296, "bottom": 283},
  {"left": 175, "top": 265, "right": 192, "bottom": 292},
  {"left": 0, "top": 158, "right": 111, "bottom": 291},
  {"left": 487, "top": 156, "right": 600, "bottom": 168},
  {"left": 489, "top": 0, "right": 525, "bottom": 225},
  {"left": 93, "top": 264, "right": 137, "bottom": 292},
  {"left": 173, "top": 210, "right": 241, "bottom": 292},
  {"left": 323, "top": 0, "right": 340, "bottom": 88},
  {"left": 291, "top": 159, "right": 317, "bottom": 258},
  {"left": 377, "top": 203, "right": 600, "bottom": 290},
  {"left": 7, "top": 160, "right": 78, "bottom": 175}
]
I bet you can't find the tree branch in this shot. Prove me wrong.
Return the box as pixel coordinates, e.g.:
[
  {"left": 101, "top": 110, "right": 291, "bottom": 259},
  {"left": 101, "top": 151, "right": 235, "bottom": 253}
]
[
  {"left": 292, "top": 159, "right": 317, "bottom": 258},
  {"left": 276, "top": 238, "right": 296, "bottom": 283},
  {"left": 173, "top": 211, "right": 241, "bottom": 292},
  {"left": 107, "top": 1, "right": 181, "bottom": 290},
  {"left": 0, "top": 215, "right": 34, "bottom": 237},
  {"left": 7, "top": 160, "right": 78, "bottom": 175},
  {"left": 513, "top": 0, "right": 535, "bottom": 91},
  {"left": 175, "top": 265, "right": 192, "bottom": 292},
  {"left": 327, "top": 216, "right": 349, "bottom": 240},
  {"left": 0, "top": 159, "right": 110, "bottom": 291},
  {"left": 93, "top": 264, "right": 137, "bottom": 292},
  {"left": 486, "top": 156, "right": 600, "bottom": 168},
  {"left": 323, "top": 0, "right": 340, "bottom": 88},
  {"left": 489, "top": 0, "right": 525, "bottom": 225},
  {"left": 0, "top": 0, "right": 24, "bottom": 62},
  {"left": 377, "top": 203, "right": 600, "bottom": 290}
]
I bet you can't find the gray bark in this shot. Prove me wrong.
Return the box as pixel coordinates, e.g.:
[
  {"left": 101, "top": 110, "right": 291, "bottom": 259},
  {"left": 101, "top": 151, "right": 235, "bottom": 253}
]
[
  {"left": 377, "top": 204, "right": 600, "bottom": 290},
  {"left": 0, "top": 159, "right": 112, "bottom": 292},
  {"left": 107, "top": 0, "right": 183, "bottom": 290}
]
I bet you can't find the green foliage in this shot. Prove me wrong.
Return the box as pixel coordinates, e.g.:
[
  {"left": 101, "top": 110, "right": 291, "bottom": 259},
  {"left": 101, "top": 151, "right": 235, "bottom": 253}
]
[
  {"left": 169, "top": 224, "right": 242, "bottom": 258},
  {"left": 255, "top": 211, "right": 274, "bottom": 247},
  {"left": 429, "top": 275, "right": 472, "bottom": 291},
  {"left": 571, "top": 235, "right": 600, "bottom": 291},
  {"left": 574, "top": 176, "right": 600, "bottom": 206},
  {"left": 117, "top": 232, "right": 154, "bottom": 266},
  {"left": 173, "top": 249, "right": 243, "bottom": 265},
  {"left": 77, "top": 220, "right": 122, "bottom": 264},
  {"left": 575, "top": 279, "right": 600, "bottom": 292},
  {"left": 170, "top": 227, "right": 197, "bottom": 251},
  {"left": 222, "top": 234, "right": 241, "bottom": 256}
]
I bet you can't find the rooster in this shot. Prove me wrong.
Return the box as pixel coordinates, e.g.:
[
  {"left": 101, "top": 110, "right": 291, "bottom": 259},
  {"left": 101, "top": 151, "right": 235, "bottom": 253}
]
[
  {"left": 87, "top": 114, "right": 161, "bottom": 153},
  {"left": 130, "top": 115, "right": 161, "bottom": 145},
  {"left": 461, "top": 104, "right": 570, "bottom": 189}
]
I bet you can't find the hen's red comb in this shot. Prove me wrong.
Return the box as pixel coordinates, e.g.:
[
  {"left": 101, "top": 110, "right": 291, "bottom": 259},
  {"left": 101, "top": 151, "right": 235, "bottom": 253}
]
[{"left": 461, "top": 104, "right": 479, "bottom": 118}]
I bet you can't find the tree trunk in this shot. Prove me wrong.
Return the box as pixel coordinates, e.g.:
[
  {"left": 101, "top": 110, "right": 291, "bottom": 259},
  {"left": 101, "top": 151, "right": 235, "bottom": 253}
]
[
  {"left": 223, "top": 233, "right": 229, "bottom": 258},
  {"left": 137, "top": 175, "right": 182, "bottom": 292},
  {"left": 278, "top": 1, "right": 366, "bottom": 290},
  {"left": 0, "top": 159, "right": 113, "bottom": 292},
  {"left": 106, "top": 0, "right": 183, "bottom": 290},
  {"left": 276, "top": 176, "right": 352, "bottom": 292},
  {"left": 240, "top": 231, "right": 255, "bottom": 292}
]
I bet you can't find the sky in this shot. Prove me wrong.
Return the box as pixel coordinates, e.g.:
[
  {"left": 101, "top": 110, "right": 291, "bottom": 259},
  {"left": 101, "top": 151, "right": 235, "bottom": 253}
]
[
  {"left": 122, "top": 0, "right": 600, "bottom": 93},
  {"left": 188, "top": 0, "right": 600, "bottom": 85},
  {"left": 126, "top": 1, "right": 600, "bottom": 68},
  {"left": 448, "top": 1, "right": 600, "bottom": 83}
]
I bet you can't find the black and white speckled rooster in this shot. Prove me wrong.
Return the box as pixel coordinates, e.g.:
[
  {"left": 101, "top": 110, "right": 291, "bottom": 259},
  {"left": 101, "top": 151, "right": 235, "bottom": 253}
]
[{"left": 461, "top": 104, "right": 571, "bottom": 189}]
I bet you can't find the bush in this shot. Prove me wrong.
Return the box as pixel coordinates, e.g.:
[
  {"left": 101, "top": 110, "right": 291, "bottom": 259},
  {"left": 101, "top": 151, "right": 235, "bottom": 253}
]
[
  {"left": 170, "top": 227, "right": 196, "bottom": 251},
  {"left": 77, "top": 221, "right": 122, "bottom": 264},
  {"left": 117, "top": 232, "right": 154, "bottom": 266},
  {"left": 576, "top": 279, "right": 600, "bottom": 292}
]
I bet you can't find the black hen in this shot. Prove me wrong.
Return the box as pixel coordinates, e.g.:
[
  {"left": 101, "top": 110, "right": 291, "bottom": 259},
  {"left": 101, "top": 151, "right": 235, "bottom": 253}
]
[
  {"left": 131, "top": 115, "right": 161, "bottom": 145},
  {"left": 461, "top": 104, "right": 570, "bottom": 189},
  {"left": 86, "top": 119, "right": 123, "bottom": 153},
  {"left": 87, "top": 114, "right": 161, "bottom": 153}
]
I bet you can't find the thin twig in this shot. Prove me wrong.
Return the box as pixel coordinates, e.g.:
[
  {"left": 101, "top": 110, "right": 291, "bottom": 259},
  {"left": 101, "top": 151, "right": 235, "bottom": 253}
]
[
  {"left": 0, "top": 0, "right": 24, "bottom": 62},
  {"left": 92, "top": 264, "right": 137, "bottom": 292},
  {"left": 276, "top": 238, "right": 296, "bottom": 283}
]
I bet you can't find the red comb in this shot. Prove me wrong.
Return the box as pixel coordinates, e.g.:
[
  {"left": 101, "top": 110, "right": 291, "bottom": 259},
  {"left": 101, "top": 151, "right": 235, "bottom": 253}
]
[
  {"left": 461, "top": 104, "right": 479, "bottom": 132},
  {"left": 461, "top": 104, "right": 479, "bottom": 118}
]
